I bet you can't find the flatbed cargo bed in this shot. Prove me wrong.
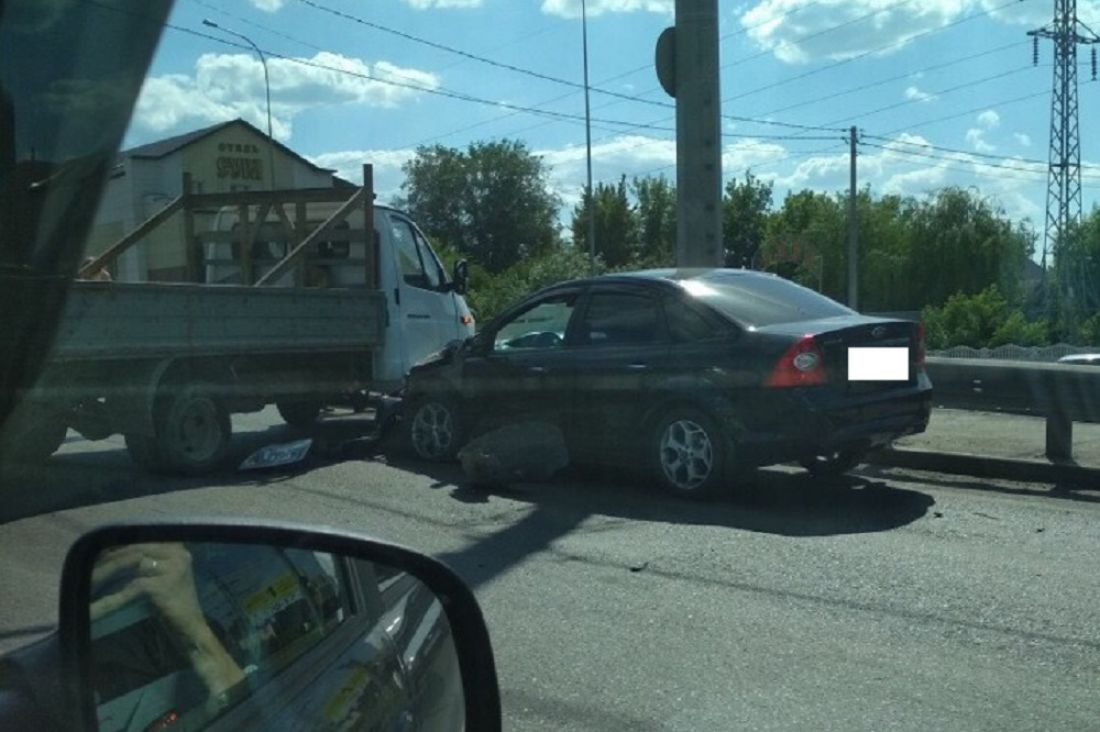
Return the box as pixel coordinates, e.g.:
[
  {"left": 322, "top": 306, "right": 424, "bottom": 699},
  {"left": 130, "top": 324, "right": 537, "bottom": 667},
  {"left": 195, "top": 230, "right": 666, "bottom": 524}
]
[{"left": 45, "top": 281, "right": 386, "bottom": 362}]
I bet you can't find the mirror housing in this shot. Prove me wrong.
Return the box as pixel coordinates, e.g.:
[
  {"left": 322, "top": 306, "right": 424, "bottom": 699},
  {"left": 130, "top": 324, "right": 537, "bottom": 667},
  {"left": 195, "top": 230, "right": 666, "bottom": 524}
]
[
  {"left": 59, "top": 521, "right": 501, "bottom": 732},
  {"left": 451, "top": 259, "right": 470, "bottom": 296}
]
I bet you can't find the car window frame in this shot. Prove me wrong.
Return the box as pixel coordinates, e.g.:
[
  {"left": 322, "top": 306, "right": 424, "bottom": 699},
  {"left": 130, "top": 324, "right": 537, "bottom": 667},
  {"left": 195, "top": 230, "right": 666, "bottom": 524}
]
[
  {"left": 572, "top": 285, "right": 669, "bottom": 349},
  {"left": 661, "top": 293, "right": 739, "bottom": 343},
  {"left": 485, "top": 288, "right": 585, "bottom": 355}
]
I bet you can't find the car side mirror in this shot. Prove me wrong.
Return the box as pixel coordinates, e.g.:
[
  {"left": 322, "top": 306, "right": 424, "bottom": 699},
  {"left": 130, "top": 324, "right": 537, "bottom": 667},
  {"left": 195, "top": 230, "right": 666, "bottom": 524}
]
[
  {"left": 451, "top": 259, "right": 470, "bottom": 296},
  {"left": 59, "top": 522, "right": 501, "bottom": 732}
]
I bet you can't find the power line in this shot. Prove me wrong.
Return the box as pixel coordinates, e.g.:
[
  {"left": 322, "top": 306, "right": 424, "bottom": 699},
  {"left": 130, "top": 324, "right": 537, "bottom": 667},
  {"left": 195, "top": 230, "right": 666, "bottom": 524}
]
[
  {"left": 163, "top": 20, "right": 837, "bottom": 145},
  {"left": 816, "top": 65, "right": 1037, "bottom": 127},
  {"left": 719, "top": 0, "right": 918, "bottom": 72},
  {"left": 211, "top": 0, "right": 843, "bottom": 139},
  {"left": 864, "top": 134, "right": 1100, "bottom": 172},
  {"left": 757, "top": 41, "right": 1025, "bottom": 118},
  {"left": 877, "top": 89, "right": 1050, "bottom": 137},
  {"left": 722, "top": 0, "right": 1025, "bottom": 105},
  {"left": 190, "top": 0, "right": 560, "bottom": 72},
  {"left": 294, "top": 0, "right": 691, "bottom": 113},
  {"left": 860, "top": 140, "right": 1100, "bottom": 182}
]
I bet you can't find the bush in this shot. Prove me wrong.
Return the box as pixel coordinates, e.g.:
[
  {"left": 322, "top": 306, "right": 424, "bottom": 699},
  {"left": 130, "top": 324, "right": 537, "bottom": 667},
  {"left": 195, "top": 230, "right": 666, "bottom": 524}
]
[
  {"left": 463, "top": 244, "right": 602, "bottom": 326},
  {"left": 922, "top": 285, "right": 1051, "bottom": 349},
  {"left": 1077, "top": 313, "right": 1100, "bottom": 347}
]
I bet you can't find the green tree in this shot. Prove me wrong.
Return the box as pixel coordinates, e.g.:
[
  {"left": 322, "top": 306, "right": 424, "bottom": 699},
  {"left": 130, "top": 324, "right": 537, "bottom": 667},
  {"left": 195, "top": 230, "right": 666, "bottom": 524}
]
[
  {"left": 1051, "top": 210, "right": 1100, "bottom": 338},
  {"left": 762, "top": 190, "right": 845, "bottom": 298},
  {"left": 722, "top": 171, "right": 773, "bottom": 269},
  {"left": 858, "top": 192, "right": 912, "bottom": 312},
  {"left": 397, "top": 140, "right": 561, "bottom": 273},
  {"left": 571, "top": 176, "right": 639, "bottom": 268},
  {"left": 904, "top": 187, "right": 1033, "bottom": 310},
  {"left": 633, "top": 175, "right": 676, "bottom": 267}
]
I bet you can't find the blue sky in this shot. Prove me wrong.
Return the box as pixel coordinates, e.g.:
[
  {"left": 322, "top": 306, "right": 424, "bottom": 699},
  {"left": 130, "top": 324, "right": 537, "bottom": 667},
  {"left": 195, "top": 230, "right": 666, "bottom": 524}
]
[{"left": 125, "top": 0, "right": 1100, "bottom": 242}]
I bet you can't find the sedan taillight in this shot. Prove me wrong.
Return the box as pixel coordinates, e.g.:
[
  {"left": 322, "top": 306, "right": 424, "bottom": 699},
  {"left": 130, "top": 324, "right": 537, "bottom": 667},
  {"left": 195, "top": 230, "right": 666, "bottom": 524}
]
[{"left": 765, "top": 335, "right": 827, "bottom": 388}]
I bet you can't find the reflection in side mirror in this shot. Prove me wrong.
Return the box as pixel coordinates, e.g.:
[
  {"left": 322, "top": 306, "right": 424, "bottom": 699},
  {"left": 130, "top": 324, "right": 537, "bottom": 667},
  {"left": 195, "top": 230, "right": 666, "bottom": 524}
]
[
  {"left": 452, "top": 259, "right": 470, "bottom": 296},
  {"left": 62, "top": 524, "right": 500, "bottom": 732}
]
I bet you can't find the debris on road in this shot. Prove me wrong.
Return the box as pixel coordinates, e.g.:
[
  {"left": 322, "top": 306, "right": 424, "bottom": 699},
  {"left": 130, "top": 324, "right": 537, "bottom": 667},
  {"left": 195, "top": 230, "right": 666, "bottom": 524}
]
[
  {"left": 458, "top": 421, "right": 569, "bottom": 487},
  {"left": 239, "top": 439, "right": 313, "bottom": 470}
]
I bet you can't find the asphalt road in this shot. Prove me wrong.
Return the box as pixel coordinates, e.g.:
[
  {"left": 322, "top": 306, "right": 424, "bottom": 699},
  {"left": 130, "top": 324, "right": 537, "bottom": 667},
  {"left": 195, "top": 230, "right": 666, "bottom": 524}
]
[{"left": 2, "top": 409, "right": 1099, "bottom": 731}]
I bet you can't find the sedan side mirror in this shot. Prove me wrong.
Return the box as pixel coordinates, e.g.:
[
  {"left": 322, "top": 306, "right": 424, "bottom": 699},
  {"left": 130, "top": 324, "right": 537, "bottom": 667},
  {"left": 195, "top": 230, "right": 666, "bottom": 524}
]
[
  {"left": 452, "top": 259, "right": 470, "bottom": 296},
  {"left": 59, "top": 521, "right": 501, "bottom": 732}
]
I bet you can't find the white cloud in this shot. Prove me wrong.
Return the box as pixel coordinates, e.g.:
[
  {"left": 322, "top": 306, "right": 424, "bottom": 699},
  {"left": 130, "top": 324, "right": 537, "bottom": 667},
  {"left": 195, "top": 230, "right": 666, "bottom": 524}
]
[
  {"left": 904, "top": 85, "right": 936, "bottom": 103},
  {"left": 403, "top": 0, "right": 483, "bottom": 7},
  {"left": 966, "top": 127, "right": 995, "bottom": 154},
  {"left": 769, "top": 150, "right": 850, "bottom": 189},
  {"left": 736, "top": 0, "right": 1100, "bottom": 65},
  {"left": 129, "top": 52, "right": 439, "bottom": 142},
  {"left": 307, "top": 149, "right": 415, "bottom": 205},
  {"left": 248, "top": 0, "right": 285, "bottom": 11},
  {"left": 540, "top": 0, "right": 672, "bottom": 19},
  {"left": 977, "top": 110, "right": 1000, "bottom": 129},
  {"left": 739, "top": 0, "right": 970, "bottom": 64},
  {"left": 1014, "top": 132, "right": 1032, "bottom": 147}
]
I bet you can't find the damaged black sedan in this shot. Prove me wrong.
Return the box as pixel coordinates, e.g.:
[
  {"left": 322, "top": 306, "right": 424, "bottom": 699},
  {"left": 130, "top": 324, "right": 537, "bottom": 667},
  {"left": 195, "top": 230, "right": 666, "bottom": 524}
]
[{"left": 400, "top": 269, "right": 932, "bottom": 498}]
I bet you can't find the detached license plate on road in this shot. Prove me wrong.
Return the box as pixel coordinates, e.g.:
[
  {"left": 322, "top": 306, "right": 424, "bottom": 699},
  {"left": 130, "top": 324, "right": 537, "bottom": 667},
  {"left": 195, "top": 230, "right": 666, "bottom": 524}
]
[{"left": 848, "top": 347, "right": 909, "bottom": 381}]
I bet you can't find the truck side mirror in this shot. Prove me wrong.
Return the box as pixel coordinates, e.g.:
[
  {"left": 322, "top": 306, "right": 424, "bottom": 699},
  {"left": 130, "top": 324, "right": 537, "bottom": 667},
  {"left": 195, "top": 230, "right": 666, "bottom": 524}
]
[{"left": 452, "top": 260, "right": 470, "bottom": 296}]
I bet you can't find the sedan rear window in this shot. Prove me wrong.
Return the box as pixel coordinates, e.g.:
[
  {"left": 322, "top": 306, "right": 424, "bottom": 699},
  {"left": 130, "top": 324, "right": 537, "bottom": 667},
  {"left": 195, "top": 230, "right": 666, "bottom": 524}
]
[{"left": 684, "top": 273, "right": 853, "bottom": 327}]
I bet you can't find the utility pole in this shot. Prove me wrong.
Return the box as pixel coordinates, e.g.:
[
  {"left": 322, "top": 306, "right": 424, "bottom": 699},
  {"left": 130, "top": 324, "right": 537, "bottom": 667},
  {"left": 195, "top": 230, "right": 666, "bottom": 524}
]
[
  {"left": 847, "top": 125, "right": 859, "bottom": 310},
  {"left": 581, "top": 0, "right": 596, "bottom": 274},
  {"left": 1028, "top": 0, "right": 1099, "bottom": 318},
  {"left": 656, "top": 0, "right": 723, "bottom": 268}
]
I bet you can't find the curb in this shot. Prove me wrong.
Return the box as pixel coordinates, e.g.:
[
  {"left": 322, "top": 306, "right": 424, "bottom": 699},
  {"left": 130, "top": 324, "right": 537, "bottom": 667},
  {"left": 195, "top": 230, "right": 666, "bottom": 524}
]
[{"left": 865, "top": 446, "right": 1100, "bottom": 489}]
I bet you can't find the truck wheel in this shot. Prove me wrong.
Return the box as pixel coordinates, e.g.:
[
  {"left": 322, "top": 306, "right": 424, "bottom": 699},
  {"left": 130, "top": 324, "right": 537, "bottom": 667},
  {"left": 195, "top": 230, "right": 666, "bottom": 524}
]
[
  {"left": 156, "top": 384, "right": 231, "bottom": 475},
  {"left": 277, "top": 400, "right": 322, "bottom": 429},
  {"left": 799, "top": 448, "right": 865, "bottom": 478},
  {"left": 4, "top": 419, "right": 67, "bottom": 464},
  {"left": 404, "top": 397, "right": 464, "bottom": 462},
  {"left": 651, "top": 408, "right": 731, "bottom": 500}
]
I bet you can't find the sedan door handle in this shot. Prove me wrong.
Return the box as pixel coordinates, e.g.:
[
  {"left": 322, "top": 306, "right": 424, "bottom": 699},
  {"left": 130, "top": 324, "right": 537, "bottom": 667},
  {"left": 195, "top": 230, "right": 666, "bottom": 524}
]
[
  {"left": 528, "top": 365, "right": 548, "bottom": 374},
  {"left": 626, "top": 362, "right": 648, "bottom": 371}
]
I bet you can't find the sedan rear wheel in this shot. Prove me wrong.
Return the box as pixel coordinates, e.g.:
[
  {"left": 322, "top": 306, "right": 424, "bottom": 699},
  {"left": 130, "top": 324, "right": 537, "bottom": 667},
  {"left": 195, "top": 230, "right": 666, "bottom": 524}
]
[{"left": 652, "top": 409, "right": 728, "bottom": 499}]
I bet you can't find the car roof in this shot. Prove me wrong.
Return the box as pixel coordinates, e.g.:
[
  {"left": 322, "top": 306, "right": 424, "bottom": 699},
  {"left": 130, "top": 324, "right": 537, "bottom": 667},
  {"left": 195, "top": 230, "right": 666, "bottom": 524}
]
[{"left": 540, "top": 267, "right": 781, "bottom": 293}]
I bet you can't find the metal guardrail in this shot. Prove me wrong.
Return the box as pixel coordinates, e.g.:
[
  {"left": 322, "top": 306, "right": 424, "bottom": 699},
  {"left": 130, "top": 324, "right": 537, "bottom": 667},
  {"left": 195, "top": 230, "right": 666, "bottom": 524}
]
[
  {"left": 925, "top": 356, "right": 1100, "bottom": 462},
  {"left": 929, "top": 344, "right": 1100, "bottom": 361}
]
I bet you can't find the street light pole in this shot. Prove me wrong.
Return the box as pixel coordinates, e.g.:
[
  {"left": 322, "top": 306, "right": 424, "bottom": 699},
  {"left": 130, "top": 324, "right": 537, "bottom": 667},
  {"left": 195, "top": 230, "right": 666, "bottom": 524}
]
[
  {"left": 581, "top": 0, "right": 596, "bottom": 274},
  {"left": 203, "top": 19, "right": 276, "bottom": 191}
]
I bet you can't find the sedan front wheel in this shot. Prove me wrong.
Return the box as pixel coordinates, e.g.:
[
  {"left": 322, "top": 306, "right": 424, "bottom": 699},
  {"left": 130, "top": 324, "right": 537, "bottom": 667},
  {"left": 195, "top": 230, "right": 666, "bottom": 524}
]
[{"left": 405, "top": 397, "right": 464, "bottom": 462}]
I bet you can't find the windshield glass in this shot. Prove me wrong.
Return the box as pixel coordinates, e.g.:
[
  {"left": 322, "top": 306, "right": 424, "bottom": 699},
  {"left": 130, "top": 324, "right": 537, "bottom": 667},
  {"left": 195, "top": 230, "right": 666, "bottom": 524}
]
[
  {"left": 3, "top": 1, "right": 1100, "bottom": 731},
  {"left": 685, "top": 272, "right": 855, "bottom": 326}
]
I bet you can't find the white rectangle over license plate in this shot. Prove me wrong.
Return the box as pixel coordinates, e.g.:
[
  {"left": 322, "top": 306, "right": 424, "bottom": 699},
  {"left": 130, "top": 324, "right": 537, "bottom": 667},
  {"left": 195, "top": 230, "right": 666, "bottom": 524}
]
[{"left": 848, "top": 347, "right": 909, "bottom": 381}]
